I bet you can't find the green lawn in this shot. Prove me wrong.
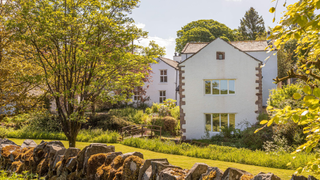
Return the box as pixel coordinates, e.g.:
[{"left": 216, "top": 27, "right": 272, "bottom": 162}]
[{"left": 9, "top": 138, "right": 317, "bottom": 180}]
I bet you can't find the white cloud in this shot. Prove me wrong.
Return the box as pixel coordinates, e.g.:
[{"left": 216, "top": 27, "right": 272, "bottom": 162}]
[
  {"left": 135, "top": 23, "right": 146, "bottom": 29},
  {"left": 135, "top": 36, "right": 176, "bottom": 58}
]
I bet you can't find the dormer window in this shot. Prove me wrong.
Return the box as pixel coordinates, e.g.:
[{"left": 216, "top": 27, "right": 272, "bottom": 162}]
[{"left": 216, "top": 52, "right": 225, "bottom": 60}]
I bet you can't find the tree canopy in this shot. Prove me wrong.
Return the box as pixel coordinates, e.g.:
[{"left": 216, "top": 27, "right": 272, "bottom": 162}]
[
  {"left": 261, "top": 0, "right": 320, "bottom": 174},
  {"left": 5, "top": 0, "right": 164, "bottom": 147},
  {"left": 238, "top": 7, "right": 266, "bottom": 40},
  {"left": 175, "top": 20, "right": 235, "bottom": 53}
]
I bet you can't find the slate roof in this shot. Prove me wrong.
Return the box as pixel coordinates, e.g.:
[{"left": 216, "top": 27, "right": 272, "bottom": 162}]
[
  {"left": 181, "top": 40, "right": 273, "bottom": 54},
  {"left": 159, "top": 57, "right": 179, "bottom": 70},
  {"left": 181, "top": 43, "right": 209, "bottom": 54}
]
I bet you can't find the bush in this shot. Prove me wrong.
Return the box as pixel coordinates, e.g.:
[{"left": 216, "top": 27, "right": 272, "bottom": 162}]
[
  {"left": 108, "top": 107, "right": 144, "bottom": 124},
  {"left": 151, "top": 116, "right": 178, "bottom": 136},
  {"left": 87, "top": 114, "right": 133, "bottom": 131},
  {"left": 0, "top": 126, "right": 7, "bottom": 138},
  {"left": 240, "top": 123, "right": 273, "bottom": 150},
  {"left": 263, "top": 134, "right": 294, "bottom": 154},
  {"left": 170, "top": 106, "right": 180, "bottom": 120}
]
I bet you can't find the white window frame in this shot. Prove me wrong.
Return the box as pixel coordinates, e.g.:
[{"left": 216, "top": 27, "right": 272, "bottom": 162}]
[
  {"left": 160, "top": 69, "right": 167, "bottom": 83},
  {"left": 133, "top": 91, "right": 141, "bottom": 101},
  {"left": 204, "top": 79, "right": 235, "bottom": 95},
  {"left": 205, "top": 113, "right": 236, "bottom": 132},
  {"left": 159, "top": 90, "right": 166, "bottom": 103}
]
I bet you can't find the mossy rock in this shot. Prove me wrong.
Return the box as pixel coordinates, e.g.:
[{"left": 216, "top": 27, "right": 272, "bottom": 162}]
[
  {"left": 10, "top": 160, "right": 24, "bottom": 173},
  {"left": 122, "top": 155, "right": 145, "bottom": 180}
]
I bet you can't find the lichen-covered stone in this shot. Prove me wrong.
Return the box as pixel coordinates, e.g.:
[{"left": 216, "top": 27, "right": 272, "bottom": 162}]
[
  {"left": 21, "top": 139, "right": 37, "bottom": 148},
  {"left": 37, "top": 158, "right": 49, "bottom": 176},
  {"left": 121, "top": 155, "right": 145, "bottom": 180},
  {"left": 10, "top": 160, "right": 24, "bottom": 173},
  {"left": 290, "top": 175, "right": 307, "bottom": 180},
  {"left": 63, "top": 147, "right": 80, "bottom": 161},
  {"left": 138, "top": 159, "right": 169, "bottom": 180},
  {"left": 253, "top": 172, "right": 281, "bottom": 180},
  {"left": 121, "top": 151, "right": 144, "bottom": 160},
  {"left": 77, "top": 143, "right": 115, "bottom": 177},
  {"left": 185, "top": 163, "right": 208, "bottom": 180},
  {"left": 201, "top": 167, "right": 223, "bottom": 180},
  {"left": 222, "top": 168, "right": 253, "bottom": 180},
  {"left": 158, "top": 168, "right": 189, "bottom": 180},
  {"left": 66, "top": 157, "right": 77, "bottom": 172},
  {"left": 151, "top": 161, "right": 182, "bottom": 180}
]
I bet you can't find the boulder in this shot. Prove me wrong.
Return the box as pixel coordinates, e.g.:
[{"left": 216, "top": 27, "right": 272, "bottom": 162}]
[
  {"left": 77, "top": 143, "right": 115, "bottom": 176},
  {"left": 222, "top": 167, "right": 253, "bottom": 180},
  {"left": 185, "top": 163, "right": 208, "bottom": 180},
  {"left": 121, "top": 155, "right": 145, "bottom": 180},
  {"left": 52, "top": 155, "right": 64, "bottom": 173},
  {"left": 10, "top": 160, "right": 24, "bottom": 173},
  {"left": 63, "top": 147, "right": 80, "bottom": 161},
  {"left": 21, "top": 139, "right": 37, "bottom": 148},
  {"left": 94, "top": 152, "right": 123, "bottom": 180},
  {"left": 37, "top": 158, "right": 49, "bottom": 176},
  {"left": 151, "top": 161, "right": 182, "bottom": 180},
  {"left": 66, "top": 157, "right": 77, "bottom": 172},
  {"left": 308, "top": 176, "right": 318, "bottom": 180},
  {"left": 291, "top": 175, "right": 307, "bottom": 180},
  {"left": 138, "top": 159, "right": 169, "bottom": 180},
  {"left": 33, "top": 141, "right": 64, "bottom": 163},
  {"left": 158, "top": 168, "right": 189, "bottom": 180},
  {"left": 0, "top": 138, "right": 17, "bottom": 146},
  {"left": 121, "top": 151, "right": 144, "bottom": 160},
  {"left": 253, "top": 172, "right": 281, "bottom": 180},
  {"left": 200, "top": 167, "right": 224, "bottom": 180}
]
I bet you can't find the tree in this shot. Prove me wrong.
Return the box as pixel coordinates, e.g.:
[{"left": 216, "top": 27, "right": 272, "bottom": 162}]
[
  {"left": 260, "top": 0, "right": 320, "bottom": 174},
  {"left": 175, "top": 20, "right": 235, "bottom": 53},
  {"left": 0, "top": 0, "right": 43, "bottom": 116},
  {"left": 7, "top": 0, "right": 164, "bottom": 147},
  {"left": 238, "top": 7, "right": 266, "bottom": 40}
]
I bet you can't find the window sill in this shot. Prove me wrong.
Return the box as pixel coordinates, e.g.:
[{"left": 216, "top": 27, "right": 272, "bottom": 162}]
[{"left": 204, "top": 94, "right": 236, "bottom": 96}]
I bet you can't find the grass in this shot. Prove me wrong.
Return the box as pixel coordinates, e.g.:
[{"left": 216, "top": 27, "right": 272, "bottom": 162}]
[
  {"left": 121, "top": 138, "right": 313, "bottom": 170},
  {"left": 8, "top": 138, "right": 318, "bottom": 179}
]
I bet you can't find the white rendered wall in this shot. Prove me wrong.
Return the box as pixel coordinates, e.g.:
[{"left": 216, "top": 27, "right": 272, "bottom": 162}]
[
  {"left": 180, "top": 38, "right": 260, "bottom": 140},
  {"left": 247, "top": 51, "right": 278, "bottom": 106},
  {"left": 144, "top": 60, "right": 179, "bottom": 106}
]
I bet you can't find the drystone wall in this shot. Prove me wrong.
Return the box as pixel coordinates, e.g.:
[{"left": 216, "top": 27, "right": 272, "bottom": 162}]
[{"left": 0, "top": 138, "right": 317, "bottom": 180}]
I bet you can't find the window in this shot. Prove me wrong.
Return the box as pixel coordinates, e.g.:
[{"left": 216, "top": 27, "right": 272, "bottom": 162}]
[
  {"left": 133, "top": 91, "right": 141, "bottom": 101},
  {"left": 205, "top": 113, "right": 235, "bottom": 132},
  {"left": 216, "top": 52, "right": 225, "bottom": 60},
  {"left": 205, "top": 80, "right": 235, "bottom": 95},
  {"left": 159, "top": 90, "right": 166, "bottom": 103},
  {"left": 160, "top": 70, "right": 167, "bottom": 82}
]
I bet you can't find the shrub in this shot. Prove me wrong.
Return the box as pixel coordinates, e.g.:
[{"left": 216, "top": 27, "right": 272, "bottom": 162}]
[
  {"left": 0, "top": 126, "right": 7, "bottom": 138},
  {"left": 108, "top": 107, "right": 144, "bottom": 124},
  {"left": 27, "top": 111, "right": 62, "bottom": 132},
  {"left": 263, "top": 134, "right": 294, "bottom": 154},
  {"left": 151, "top": 116, "right": 178, "bottom": 136},
  {"left": 88, "top": 114, "right": 133, "bottom": 131},
  {"left": 240, "top": 123, "right": 273, "bottom": 150},
  {"left": 170, "top": 106, "right": 180, "bottom": 120}
]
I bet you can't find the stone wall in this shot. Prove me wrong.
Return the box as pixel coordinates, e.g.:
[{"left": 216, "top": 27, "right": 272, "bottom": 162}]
[{"left": 0, "top": 138, "right": 317, "bottom": 180}]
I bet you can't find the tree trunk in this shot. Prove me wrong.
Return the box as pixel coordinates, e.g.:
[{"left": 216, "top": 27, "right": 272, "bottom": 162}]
[
  {"left": 68, "top": 133, "right": 77, "bottom": 147},
  {"left": 91, "top": 103, "right": 96, "bottom": 116}
]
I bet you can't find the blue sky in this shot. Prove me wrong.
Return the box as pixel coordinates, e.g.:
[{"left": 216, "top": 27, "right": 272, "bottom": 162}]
[{"left": 130, "top": 0, "right": 296, "bottom": 58}]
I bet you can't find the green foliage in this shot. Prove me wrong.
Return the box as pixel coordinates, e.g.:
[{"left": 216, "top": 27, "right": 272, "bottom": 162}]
[
  {"left": 267, "top": 83, "right": 304, "bottom": 109},
  {"left": 89, "top": 114, "right": 134, "bottom": 131},
  {"left": 4, "top": 127, "right": 119, "bottom": 143},
  {"left": 263, "top": 134, "right": 294, "bottom": 154},
  {"left": 122, "top": 138, "right": 313, "bottom": 170},
  {"left": 151, "top": 116, "right": 179, "bottom": 136},
  {"left": 0, "top": 170, "right": 38, "bottom": 180},
  {"left": 0, "top": 126, "right": 7, "bottom": 139},
  {"left": 175, "top": 20, "right": 235, "bottom": 53},
  {"left": 6, "top": 0, "right": 165, "bottom": 147},
  {"left": 220, "top": 125, "right": 236, "bottom": 139},
  {"left": 238, "top": 7, "right": 265, "bottom": 40},
  {"left": 170, "top": 106, "right": 180, "bottom": 120},
  {"left": 277, "top": 39, "right": 298, "bottom": 78},
  {"left": 108, "top": 107, "right": 144, "bottom": 124},
  {"left": 241, "top": 123, "right": 273, "bottom": 150}
]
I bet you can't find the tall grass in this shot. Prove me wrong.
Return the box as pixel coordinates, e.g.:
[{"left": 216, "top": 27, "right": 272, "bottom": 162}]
[
  {"left": 122, "top": 138, "right": 313, "bottom": 170},
  {"left": 5, "top": 128, "right": 120, "bottom": 143}
]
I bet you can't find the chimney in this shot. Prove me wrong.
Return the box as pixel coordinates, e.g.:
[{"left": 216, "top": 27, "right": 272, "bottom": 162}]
[{"left": 173, "top": 52, "right": 181, "bottom": 62}]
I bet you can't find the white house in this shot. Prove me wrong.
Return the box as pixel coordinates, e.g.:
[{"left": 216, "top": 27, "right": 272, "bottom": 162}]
[
  {"left": 178, "top": 38, "right": 277, "bottom": 140},
  {"left": 135, "top": 57, "right": 180, "bottom": 106}
]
